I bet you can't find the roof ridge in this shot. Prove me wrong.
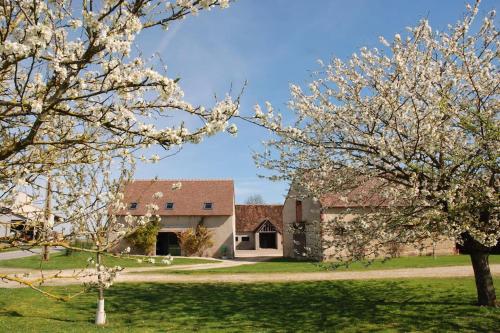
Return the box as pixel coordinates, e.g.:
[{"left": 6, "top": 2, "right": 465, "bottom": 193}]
[
  {"left": 131, "top": 178, "right": 234, "bottom": 182},
  {"left": 235, "top": 204, "right": 283, "bottom": 206}
]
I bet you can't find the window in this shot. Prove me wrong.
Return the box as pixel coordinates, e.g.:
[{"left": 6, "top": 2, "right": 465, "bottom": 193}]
[
  {"left": 165, "top": 202, "right": 174, "bottom": 210},
  {"left": 129, "top": 202, "right": 138, "bottom": 210},
  {"left": 295, "top": 200, "right": 302, "bottom": 222},
  {"left": 203, "top": 202, "right": 213, "bottom": 210},
  {"left": 235, "top": 236, "right": 239, "bottom": 241},
  {"left": 242, "top": 236, "right": 250, "bottom": 242}
]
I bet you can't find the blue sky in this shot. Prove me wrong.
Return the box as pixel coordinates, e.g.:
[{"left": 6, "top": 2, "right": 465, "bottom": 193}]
[{"left": 134, "top": 0, "right": 497, "bottom": 204}]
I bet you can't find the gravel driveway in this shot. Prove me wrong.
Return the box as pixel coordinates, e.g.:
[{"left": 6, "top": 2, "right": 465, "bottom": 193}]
[{"left": 2, "top": 264, "right": 499, "bottom": 288}]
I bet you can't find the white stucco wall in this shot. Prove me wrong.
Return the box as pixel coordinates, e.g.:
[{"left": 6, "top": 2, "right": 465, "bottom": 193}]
[
  {"left": 0, "top": 215, "right": 11, "bottom": 238},
  {"left": 235, "top": 233, "right": 255, "bottom": 250},
  {"left": 158, "top": 215, "right": 235, "bottom": 258}
]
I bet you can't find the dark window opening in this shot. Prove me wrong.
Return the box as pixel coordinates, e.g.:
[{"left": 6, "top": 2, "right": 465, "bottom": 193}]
[
  {"left": 165, "top": 202, "right": 174, "bottom": 210},
  {"left": 259, "top": 233, "right": 277, "bottom": 249},
  {"left": 295, "top": 200, "right": 302, "bottom": 222},
  {"left": 235, "top": 236, "right": 239, "bottom": 241},
  {"left": 203, "top": 202, "right": 213, "bottom": 210},
  {"left": 242, "top": 236, "right": 250, "bottom": 242},
  {"left": 130, "top": 202, "right": 138, "bottom": 210},
  {"left": 156, "top": 232, "right": 181, "bottom": 256}
]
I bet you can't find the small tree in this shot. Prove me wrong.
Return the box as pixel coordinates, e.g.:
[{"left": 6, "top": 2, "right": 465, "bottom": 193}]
[
  {"left": 177, "top": 224, "right": 214, "bottom": 257},
  {"left": 255, "top": 2, "right": 499, "bottom": 306},
  {"left": 0, "top": 158, "right": 172, "bottom": 325}
]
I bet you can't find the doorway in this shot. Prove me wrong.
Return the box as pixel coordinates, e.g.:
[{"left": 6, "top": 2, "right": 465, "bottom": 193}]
[
  {"left": 257, "top": 220, "right": 278, "bottom": 249},
  {"left": 156, "top": 232, "right": 181, "bottom": 255},
  {"left": 259, "top": 232, "right": 277, "bottom": 248}
]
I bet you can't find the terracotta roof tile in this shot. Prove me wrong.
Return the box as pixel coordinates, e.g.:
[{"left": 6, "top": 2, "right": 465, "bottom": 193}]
[
  {"left": 117, "top": 179, "right": 234, "bottom": 216},
  {"left": 319, "top": 179, "right": 390, "bottom": 208},
  {"left": 235, "top": 205, "right": 283, "bottom": 233}
]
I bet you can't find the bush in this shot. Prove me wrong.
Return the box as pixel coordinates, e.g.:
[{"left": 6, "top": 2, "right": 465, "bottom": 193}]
[
  {"left": 177, "top": 225, "right": 214, "bottom": 257},
  {"left": 125, "top": 218, "right": 161, "bottom": 256}
]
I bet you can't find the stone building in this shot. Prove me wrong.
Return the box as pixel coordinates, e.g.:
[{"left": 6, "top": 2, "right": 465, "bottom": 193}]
[{"left": 282, "top": 181, "right": 456, "bottom": 260}]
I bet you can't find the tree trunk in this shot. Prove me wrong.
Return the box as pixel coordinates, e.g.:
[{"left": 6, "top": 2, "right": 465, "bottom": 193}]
[
  {"left": 42, "top": 174, "right": 52, "bottom": 261},
  {"left": 95, "top": 252, "right": 106, "bottom": 325},
  {"left": 42, "top": 245, "right": 50, "bottom": 261},
  {"left": 470, "top": 251, "right": 497, "bottom": 307}
]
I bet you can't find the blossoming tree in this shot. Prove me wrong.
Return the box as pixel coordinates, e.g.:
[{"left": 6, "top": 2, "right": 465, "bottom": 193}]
[
  {"left": 254, "top": 2, "right": 499, "bottom": 306},
  {"left": 0, "top": 0, "right": 238, "bottom": 190},
  {"left": 0, "top": 0, "right": 238, "bottom": 324},
  {"left": 54, "top": 159, "right": 175, "bottom": 325},
  {"left": 1, "top": 156, "right": 174, "bottom": 325}
]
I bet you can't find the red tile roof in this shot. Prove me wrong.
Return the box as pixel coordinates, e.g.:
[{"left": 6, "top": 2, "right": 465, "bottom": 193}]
[
  {"left": 117, "top": 179, "right": 234, "bottom": 216},
  {"left": 235, "top": 205, "right": 283, "bottom": 233},
  {"left": 319, "top": 178, "right": 390, "bottom": 208}
]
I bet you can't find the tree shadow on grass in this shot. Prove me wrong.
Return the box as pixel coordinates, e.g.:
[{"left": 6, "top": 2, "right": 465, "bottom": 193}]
[
  {"left": 0, "top": 279, "right": 498, "bottom": 331},
  {"left": 102, "top": 279, "right": 499, "bottom": 332}
]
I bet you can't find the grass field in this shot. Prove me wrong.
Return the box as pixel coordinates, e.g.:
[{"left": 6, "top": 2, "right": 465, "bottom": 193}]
[
  {"left": 0, "top": 251, "right": 217, "bottom": 270},
  {"left": 0, "top": 278, "right": 498, "bottom": 332},
  {"left": 147, "top": 254, "right": 500, "bottom": 275}
]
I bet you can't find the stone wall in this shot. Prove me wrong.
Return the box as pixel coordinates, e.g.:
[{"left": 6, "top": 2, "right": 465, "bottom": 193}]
[
  {"left": 282, "top": 188, "right": 322, "bottom": 260},
  {"left": 321, "top": 207, "right": 456, "bottom": 260}
]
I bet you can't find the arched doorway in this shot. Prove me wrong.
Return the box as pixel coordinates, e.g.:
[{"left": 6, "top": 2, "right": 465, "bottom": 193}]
[{"left": 257, "top": 220, "right": 277, "bottom": 249}]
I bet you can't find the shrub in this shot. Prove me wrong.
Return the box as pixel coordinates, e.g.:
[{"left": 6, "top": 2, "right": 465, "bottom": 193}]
[
  {"left": 125, "top": 218, "right": 161, "bottom": 256},
  {"left": 177, "top": 225, "right": 214, "bottom": 257}
]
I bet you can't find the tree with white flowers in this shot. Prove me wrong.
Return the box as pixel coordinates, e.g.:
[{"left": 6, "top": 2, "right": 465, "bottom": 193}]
[
  {"left": 254, "top": 1, "right": 499, "bottom": 306},
  {"left": 1, "top": 156, "right": 174, "bottom": 325},
  {"left": 0, "top": 0, "right": 239, "bottom": 191},
  {"left": 55, "top": 159, "right": 175, "bottom": 325},
  {"left": 0, "top": 0, "right": 238, "bottom": 324}
]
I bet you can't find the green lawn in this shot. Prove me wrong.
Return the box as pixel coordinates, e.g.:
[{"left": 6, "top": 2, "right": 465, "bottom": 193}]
[
  {"left": 0, "top": 251, "right": 217, "bottom": 270},
  {"left": 0, "top": 278, "right": 499, "bottom": 332},
  {"left": 153, "top": 254, "right": 500, "bottom": 275}
]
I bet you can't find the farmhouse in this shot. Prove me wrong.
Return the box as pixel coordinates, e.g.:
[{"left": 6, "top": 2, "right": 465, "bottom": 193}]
[
  {"left": 117, "top": 178, "right": 457, "bottom": 260},
  {"left": 118, "top": 179, "right": 237, "bottom": 258},
  {"left": 282, "top": 181, "right": 457, "bottom": 260},
  {"left": 117, "top": 179, "right": 287, "bottom": 258}
]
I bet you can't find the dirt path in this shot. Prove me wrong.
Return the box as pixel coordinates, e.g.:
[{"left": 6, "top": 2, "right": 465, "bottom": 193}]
[
  {"left": 123, "top": 258, "right": 259, "bottom": 273},
  {"left": 2, "top": 264, "right": 499, "bottom": 288},
  {"left": 116, "top": 264, "right": 500, "bottom": 284}
]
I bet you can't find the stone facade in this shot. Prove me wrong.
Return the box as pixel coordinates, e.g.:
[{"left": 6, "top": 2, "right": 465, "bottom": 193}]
[{"left": 283, "top": 186, "right": 457, "bottom": 261}]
